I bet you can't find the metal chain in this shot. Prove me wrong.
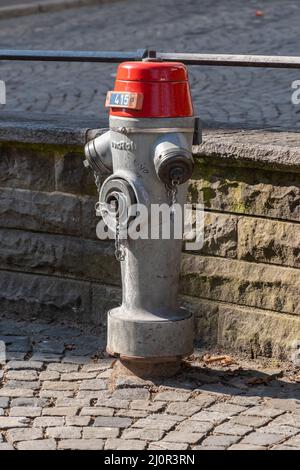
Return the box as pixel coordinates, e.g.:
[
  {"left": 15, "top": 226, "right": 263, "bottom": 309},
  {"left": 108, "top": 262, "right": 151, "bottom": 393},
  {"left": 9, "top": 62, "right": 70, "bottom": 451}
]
[
  {"left": 171, "top": 179, "right": 178, "bottom": 206},
  {"left": 93, "top": 171, "right": 102, "bottom": 215},
  {"left": 93, "top": 171, "right": 102, "bottom": 195},
  {"left": 166, "top": 179, "right": 179, "bottom": 219},
  {"left": 171, "top": 180, "right": 179, "bottom": 220},
  {"left": 115, "top": 218, "right": 126, "bottom": 262}
]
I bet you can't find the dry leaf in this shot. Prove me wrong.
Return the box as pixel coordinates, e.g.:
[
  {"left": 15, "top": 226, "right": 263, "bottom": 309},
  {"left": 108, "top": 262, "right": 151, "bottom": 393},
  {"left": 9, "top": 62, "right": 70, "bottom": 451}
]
[
  {"left": 245, "top": 376, "right": 272, "bottom": 385},
  {"left": 221, "top": 356, "right": 236, "bottom": 366},
  {"left": 203, "top": 354, "right": 236, "bottom": 366}
]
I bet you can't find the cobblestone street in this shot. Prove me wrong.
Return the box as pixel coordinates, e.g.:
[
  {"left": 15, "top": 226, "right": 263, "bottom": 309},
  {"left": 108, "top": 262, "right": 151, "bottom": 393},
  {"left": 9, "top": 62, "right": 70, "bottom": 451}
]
[
  {"left": 0, "top": 0, "right": 300, "bottom": 128},
  {"left": 0, "top": 314, "right": 300, "bottom": 450}
]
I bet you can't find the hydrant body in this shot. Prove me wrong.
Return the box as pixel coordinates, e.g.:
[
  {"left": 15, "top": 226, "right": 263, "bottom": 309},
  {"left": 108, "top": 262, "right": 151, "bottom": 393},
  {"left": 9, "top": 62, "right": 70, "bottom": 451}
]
[{"left": 85, "top": 61, "right": 200, "bottom": 369}]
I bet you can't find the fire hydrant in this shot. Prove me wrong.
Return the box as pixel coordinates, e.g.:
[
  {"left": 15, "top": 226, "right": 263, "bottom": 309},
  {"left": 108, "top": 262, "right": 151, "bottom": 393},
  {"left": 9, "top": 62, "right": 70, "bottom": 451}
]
[{"left": 84, "top": 61, "right": 200, "bottom": 375}]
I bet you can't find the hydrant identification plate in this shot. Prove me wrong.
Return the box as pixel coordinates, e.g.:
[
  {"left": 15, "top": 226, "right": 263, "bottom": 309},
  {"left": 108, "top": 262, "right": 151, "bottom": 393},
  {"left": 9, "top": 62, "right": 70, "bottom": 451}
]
[{"left": 106, "top": 91, "right": 144, "bottom": 110}]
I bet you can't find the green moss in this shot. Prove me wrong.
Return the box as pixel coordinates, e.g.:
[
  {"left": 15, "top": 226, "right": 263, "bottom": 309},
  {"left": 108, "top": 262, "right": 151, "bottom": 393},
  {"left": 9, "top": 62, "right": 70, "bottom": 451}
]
[
  {"left": 231, "top": 184, "right": 247, "bottom": 213},
  {"left": 188, "top": 182, "right": 199, "bottom": 204},
  {"left": 0, "top": 141, "right": 82, "bottom": 156},
  {"left": 232, "top": 201, "right": 246, "bottom": 213},
  {"left": 193, "top": 159, "right": 215, "bottom": 180},
  {"left": 190, "top": 161, "right": 218, "bottom": 207},
  {"left": 202, "top": 186, "right": 215, "bottom": 208}
]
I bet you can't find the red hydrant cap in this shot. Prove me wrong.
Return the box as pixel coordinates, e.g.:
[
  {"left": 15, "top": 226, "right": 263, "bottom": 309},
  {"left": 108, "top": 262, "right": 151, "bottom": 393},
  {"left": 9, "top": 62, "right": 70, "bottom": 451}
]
[
  {"left": 116, "top": 61, "right": 189, "bottom": 82},
  {"left": 107, "top": 61, "right": 194, "bottom": 118}
]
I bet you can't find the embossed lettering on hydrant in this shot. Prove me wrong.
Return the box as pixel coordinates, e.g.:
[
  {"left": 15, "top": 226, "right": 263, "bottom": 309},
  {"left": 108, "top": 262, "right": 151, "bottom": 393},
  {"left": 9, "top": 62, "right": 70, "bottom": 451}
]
[{"left": 112, "top": 140, "right": 136, "bottom": 151}]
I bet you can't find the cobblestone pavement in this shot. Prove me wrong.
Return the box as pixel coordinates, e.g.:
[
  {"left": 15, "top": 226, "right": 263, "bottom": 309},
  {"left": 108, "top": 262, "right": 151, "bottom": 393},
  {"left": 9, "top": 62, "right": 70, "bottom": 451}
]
[
  {"left": 0, "top": 0, "right": 30, "bottom": 5},
  {"left": 0, "top": 0, "right": 300, "bottom": 128},
  {"left": 0, "top": 314, "right": 300, "bottom": 450},
  {"left": 0, "top": 0, "right": 41, "bottom": 5}
]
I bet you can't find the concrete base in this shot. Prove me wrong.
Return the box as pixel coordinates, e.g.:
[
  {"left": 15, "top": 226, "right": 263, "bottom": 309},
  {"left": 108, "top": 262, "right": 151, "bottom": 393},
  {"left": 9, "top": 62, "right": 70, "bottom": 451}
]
[{"left": 107, "top": 308, "right": 194, "bottom": 360}]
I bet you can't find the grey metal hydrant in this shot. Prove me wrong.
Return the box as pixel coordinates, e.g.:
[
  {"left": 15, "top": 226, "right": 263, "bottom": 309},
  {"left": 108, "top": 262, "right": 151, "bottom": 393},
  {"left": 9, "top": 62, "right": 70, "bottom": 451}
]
[{"left": 84, "top": 61, "right": 200, "bottom": 374}]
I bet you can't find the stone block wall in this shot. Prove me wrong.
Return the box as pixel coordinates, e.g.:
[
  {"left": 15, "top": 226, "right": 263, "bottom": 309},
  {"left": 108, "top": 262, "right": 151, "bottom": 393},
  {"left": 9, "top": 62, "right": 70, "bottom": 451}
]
[{"left": 0, "top": 117, "right": 299, "bottom": 359}]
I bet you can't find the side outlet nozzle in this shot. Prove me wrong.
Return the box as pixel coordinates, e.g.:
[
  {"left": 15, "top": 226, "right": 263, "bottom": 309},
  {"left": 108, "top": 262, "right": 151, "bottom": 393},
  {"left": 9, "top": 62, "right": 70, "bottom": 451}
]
[
  {"left": 153, "top": 133, "right": 194, "bottom": 186},
  {"left": 84, "top": 130, "right": 113, "bottom": 176}
]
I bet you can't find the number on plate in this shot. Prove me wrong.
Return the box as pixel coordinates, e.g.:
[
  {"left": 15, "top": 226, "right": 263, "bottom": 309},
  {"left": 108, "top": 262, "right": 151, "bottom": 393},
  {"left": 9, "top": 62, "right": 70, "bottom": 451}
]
[{"left": 105, "top": 91, "right": 143, "bottom": 110}]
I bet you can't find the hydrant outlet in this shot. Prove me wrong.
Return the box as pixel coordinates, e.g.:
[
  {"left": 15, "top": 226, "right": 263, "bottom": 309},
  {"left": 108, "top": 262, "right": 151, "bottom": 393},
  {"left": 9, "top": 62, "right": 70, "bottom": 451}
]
[
  {"left": 154, "top": 148, "right": 194, "bottom": 186},
  {"left": 84, "top": 130, "right": 112, "bottom": 176},
  {"left": 99, "top": 177, "right": 137, "bottom": 234}
]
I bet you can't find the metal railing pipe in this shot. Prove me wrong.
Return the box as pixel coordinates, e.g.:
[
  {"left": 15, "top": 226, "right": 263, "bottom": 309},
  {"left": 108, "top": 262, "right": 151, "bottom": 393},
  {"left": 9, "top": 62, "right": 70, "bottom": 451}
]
[
  {"left": 0, "top": 49, "right": 148, "bottom": 63},
  {"left": 157, "top": 52, "right": 300, "bottom": 69},
  {"left": 0, "top": 49, "right": 300, "bottom": 69}
]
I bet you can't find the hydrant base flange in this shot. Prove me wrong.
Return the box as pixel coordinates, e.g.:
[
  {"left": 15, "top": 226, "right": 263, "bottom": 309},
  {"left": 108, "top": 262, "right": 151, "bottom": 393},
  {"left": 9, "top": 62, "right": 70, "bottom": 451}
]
[
  {"left": 107, "top": 309, "right": 194, "bottom": 360},
  {"left": 111, "top": 358, "right": 182, "bottom": 379}
]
